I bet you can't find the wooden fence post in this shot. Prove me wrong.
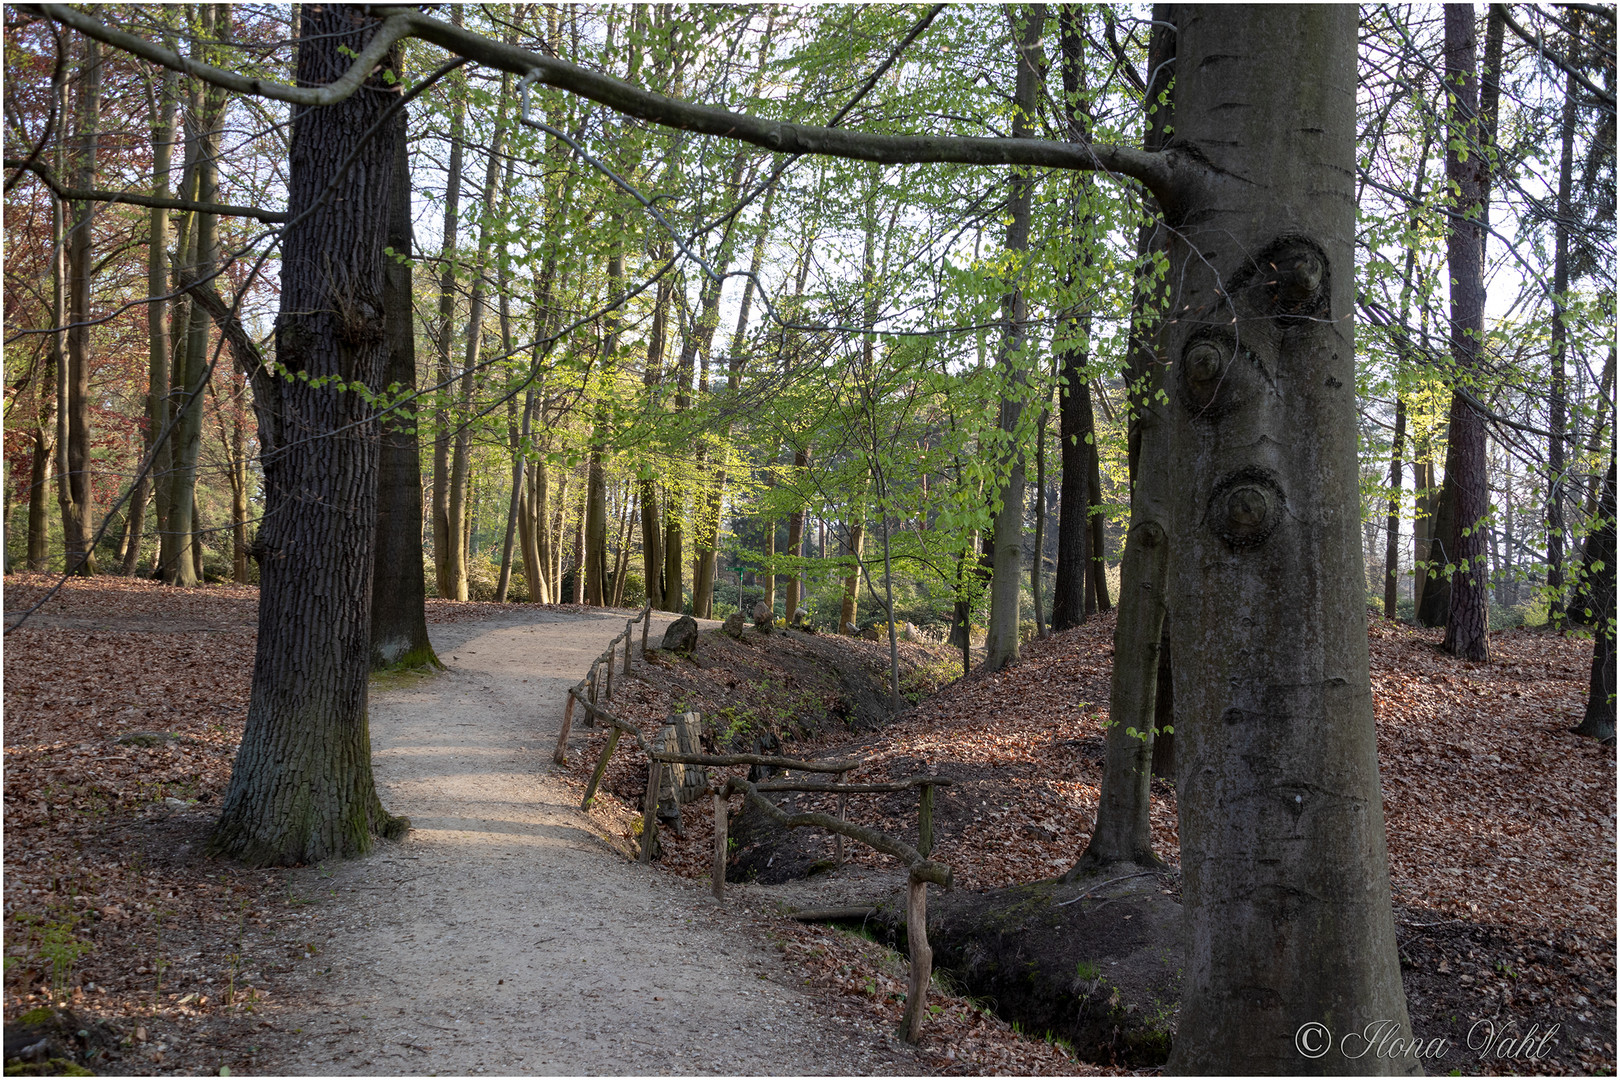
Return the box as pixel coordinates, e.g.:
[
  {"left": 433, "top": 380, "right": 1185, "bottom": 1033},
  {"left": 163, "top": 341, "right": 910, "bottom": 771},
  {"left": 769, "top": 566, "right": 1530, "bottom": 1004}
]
[
  {"left": 641, "top": 608, "right": 650, "bottom": 658},
  {"left": 581, "top": 726, "right": 621, "bottom": 809},
  {"left": 624, "top": 628, "right": 632, "bottom": 675},
  {"left": 918, "top": 783, "right": 935, "bottom": 858},
  {"left": 712, "top": 791, "right": 728, "bottom": 900},
  {"left": 834, "top": 769, "right": 851, "bottom": 865},
  {"left": 553, "top": 689, "right": 577, "bottom": 765},
  {"left": 899, "top": 875, "right": 932, "bottom": 1043},
  {"left": 639, "top": 757, "right": 661, "bottom": 863},
  {"left": 604, "top": 651, "right": 614, "bottom": 702},
  {"left": 586, "top": 667, "right": 598, "bottom": 726}
]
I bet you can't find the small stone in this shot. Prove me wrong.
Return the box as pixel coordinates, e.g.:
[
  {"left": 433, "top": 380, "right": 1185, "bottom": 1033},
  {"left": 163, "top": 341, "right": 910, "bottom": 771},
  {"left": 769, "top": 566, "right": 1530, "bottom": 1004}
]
[
  {"left": 751, "top": 602, "right": 774, "bottom": 632},
  {"left": 722, "top": 612, "right": 746, "bottom": 640}
]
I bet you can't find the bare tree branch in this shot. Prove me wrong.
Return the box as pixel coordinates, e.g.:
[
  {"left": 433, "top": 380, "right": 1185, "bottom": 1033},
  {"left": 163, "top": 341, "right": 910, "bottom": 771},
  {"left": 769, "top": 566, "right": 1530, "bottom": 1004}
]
[{"left": 4, "top": 156, "right": 289, "bottom": 222}]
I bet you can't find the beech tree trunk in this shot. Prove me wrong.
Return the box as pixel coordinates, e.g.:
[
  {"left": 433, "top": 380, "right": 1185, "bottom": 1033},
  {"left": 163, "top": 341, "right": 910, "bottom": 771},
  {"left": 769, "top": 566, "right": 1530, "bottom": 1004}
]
[
  {"left": 211, "top": 5, "right": 405, "bottom": 865},
  {"left": 125, "top": 60, "right": 179, "bottom": 576},
  {"left": 983, "top": 5, "right": 1045, "bottom": 671},
  {"left": 783, "top": 449, "right": 809, "bottom": 621},
  {"left": 838, "top": 522, "right": 863, "bottom": 633},
  {"left": 59, "top": 31, "right": 100, "bottom": 576},
  {"left": 1160, "top": 7, "right": 1414, "bottom": 1071},
  {"left": 371, "top": 109, "right": 438, "bottom": 671}
]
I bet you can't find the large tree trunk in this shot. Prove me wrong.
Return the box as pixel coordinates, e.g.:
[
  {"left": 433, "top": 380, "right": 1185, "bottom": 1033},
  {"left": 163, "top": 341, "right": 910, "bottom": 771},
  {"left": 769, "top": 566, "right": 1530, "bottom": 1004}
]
[
  {"left": 982, "top": 5, "right": 1045, "bottom": 672},
  {"left": 371, "top": 107, "right": 439, "bottom": 671},
  {"left": 1439, "top": 5, "right": 1491, "bottom": 662},
  {"left": 1160, "top": 7, "right": 1414, "bottom": 1071},
  {"left": 59, "top": 31, "right": 101, "bottom": 576},
  {"left": 211, "top": 4, "right": 405, "bottom": 865},
  {"left": 1073, "top": 3, "right": 1173, "bottom": 872}
]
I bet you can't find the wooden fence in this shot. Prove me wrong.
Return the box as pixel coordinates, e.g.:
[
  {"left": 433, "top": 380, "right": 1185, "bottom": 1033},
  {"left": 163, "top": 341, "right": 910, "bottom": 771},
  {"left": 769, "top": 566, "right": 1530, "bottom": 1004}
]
[
  {"left": 548, "top": 610, "right": 951, "bottom": 1042},
  {"left": 551, "top": 602, "right": 653, "bottom": 766}
]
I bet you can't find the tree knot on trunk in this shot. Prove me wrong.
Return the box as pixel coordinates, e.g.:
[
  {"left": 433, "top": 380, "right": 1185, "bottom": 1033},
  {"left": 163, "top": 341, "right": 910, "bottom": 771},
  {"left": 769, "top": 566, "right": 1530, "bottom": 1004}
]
[
  {"left": 1205, "top": 467, "right": 1286, "bottom": 550},
  {"left": 1225, "top": 233, "right": 1331, "bottom": 322}
]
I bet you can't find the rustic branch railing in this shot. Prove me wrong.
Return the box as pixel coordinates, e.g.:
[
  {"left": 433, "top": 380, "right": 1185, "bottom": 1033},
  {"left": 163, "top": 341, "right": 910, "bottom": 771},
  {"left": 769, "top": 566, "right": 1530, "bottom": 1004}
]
[
  {"left": 564, "top": 693, "right": 951, "bottom": 1043},
  {"left": 552, "top": 602, "right": 653, "bottom": 766}
]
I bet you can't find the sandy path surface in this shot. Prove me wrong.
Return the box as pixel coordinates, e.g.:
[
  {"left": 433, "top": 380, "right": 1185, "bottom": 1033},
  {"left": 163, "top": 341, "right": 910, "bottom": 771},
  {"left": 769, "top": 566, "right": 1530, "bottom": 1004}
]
[{"left": 258, "top": 608, "right": 916, "bottom": 1076}]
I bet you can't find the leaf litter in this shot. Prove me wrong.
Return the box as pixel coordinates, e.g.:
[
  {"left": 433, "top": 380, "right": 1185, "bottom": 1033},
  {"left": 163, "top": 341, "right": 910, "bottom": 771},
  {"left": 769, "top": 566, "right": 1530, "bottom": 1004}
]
[{"left": 3, "top": 575, "right": 1613, "bottom": 1075}]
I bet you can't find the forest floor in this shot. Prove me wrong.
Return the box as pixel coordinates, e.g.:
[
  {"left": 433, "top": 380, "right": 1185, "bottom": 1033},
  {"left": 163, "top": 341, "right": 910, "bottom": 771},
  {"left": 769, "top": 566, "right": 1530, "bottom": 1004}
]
[{"left": 2, "top": 574, "right": 1615, "bottom": 1076}]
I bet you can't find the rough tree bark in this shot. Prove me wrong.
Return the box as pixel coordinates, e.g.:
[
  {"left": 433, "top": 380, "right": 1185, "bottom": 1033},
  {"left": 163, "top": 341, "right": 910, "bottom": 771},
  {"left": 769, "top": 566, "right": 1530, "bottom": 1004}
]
[
  {"left": 1440, "top": 4, "right": 1492, "bottom": 662},
  {"left": 210, "top": 5, "right": 407, "bottom": 864},
  {"left": 1160, "top": 7, "right": 1415, "bottom": 1071},
  {"left": 1574, "top": 458, "right": 1615, "bottom": 741}
]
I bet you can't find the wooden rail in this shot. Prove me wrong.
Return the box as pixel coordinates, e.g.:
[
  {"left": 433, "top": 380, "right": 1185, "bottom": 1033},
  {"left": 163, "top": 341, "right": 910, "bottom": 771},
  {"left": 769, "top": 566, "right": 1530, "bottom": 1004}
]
[
  {"left": 552, "top": 602, "right": 653, "bottom": 766},
  {"left": 567, "top": 696, "right": 951, "bottom": 1044}
]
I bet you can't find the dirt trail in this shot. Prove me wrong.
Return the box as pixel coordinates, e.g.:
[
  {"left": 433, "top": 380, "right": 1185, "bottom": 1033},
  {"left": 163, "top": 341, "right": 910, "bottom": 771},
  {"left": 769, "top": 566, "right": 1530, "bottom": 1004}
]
[{"left": 256, "top": 608, "right": 919, "bottom": 1076}]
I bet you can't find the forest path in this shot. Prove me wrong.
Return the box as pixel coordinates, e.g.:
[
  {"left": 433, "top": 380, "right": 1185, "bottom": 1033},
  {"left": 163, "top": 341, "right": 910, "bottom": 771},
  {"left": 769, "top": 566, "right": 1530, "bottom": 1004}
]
[{"left": 259, "top": 607, "right": 912, "bottom": 1076}]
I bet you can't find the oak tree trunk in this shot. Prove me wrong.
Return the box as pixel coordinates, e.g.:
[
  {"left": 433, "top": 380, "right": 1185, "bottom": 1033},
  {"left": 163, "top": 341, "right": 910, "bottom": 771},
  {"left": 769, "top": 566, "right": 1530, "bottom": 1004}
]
[{"left": 211, "top": 5, "right": 406, "bottom": 865}]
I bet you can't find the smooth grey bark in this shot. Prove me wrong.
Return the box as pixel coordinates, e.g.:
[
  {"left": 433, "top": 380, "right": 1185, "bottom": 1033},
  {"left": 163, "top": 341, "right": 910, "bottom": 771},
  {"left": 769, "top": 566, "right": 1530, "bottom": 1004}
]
[
  {"left": 1160, "top": 7, "right": 1414, "bottom": 1072},
  {"left": 211, "top": 4, "right": 404, "bottom": 864},
  {"left": 982, "top": 5, "right": 1045, "bottom": 672}
]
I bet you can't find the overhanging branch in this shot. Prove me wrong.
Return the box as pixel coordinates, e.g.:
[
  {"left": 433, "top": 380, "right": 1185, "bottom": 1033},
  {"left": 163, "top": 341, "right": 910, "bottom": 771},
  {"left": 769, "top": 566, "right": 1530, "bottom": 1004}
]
[
  {"left": 34, "top": 3, "right": 1184, "bottom": 196},
  {"left": 4, "top": 156, "right": 289, "bottom": 223}
]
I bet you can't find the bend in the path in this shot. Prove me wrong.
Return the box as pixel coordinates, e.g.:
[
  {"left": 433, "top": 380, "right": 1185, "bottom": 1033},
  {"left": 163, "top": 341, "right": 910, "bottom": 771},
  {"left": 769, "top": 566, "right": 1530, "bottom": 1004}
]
[{"left": 258, "top": 608, "right": 921, "bottom": 1076}]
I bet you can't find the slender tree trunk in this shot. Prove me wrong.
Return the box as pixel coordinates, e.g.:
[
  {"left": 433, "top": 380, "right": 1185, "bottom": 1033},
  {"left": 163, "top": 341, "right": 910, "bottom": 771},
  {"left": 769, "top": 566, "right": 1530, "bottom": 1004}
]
[
  {"left": 164, "top": 17, "right": 226, "bottom": 587},
  {"left": 1546, "top": 13, "right": 1579, "bottom": 627},
  {"left": 431, "top": 25, "right": 465, "bottom": 599},
  {"left": 1383, "top": 397, "right": 1406, "bottom": 618},
  {"left": 60, "top": 31, "right": 101, "bottom": 576},
  {"left": 211, "top": 5, "right": 406, "bottom": 864},
  {"left": 1160, "top": 8, "right": 1413, "bottom": 1071},
  {"left": 125, "top": 60, "right": 179, "bottom": 576},
  {"left": 1575, "top": 458, "right": 1615, "bottom": 741},
  {"left": 783, "top": 449, "right": 809, "bottom": 620},
  {"left": 983, "top": 5, "right": 1046, "bottom": 671},
  {"left": 1440, "top": 5, "right": 1492, "bottom": 662},
  {"left": 1032, "top": 403, "right": 1048, "bottom": 638},
  {"left": 371, "top": 118, "right": 440, "bottom": 670},
  {"left": 838, "top": 522, "right": 864, "bottom": 633},
  {"left": 1073, "top": 4, "right": 1173, "bottom": 872}
]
